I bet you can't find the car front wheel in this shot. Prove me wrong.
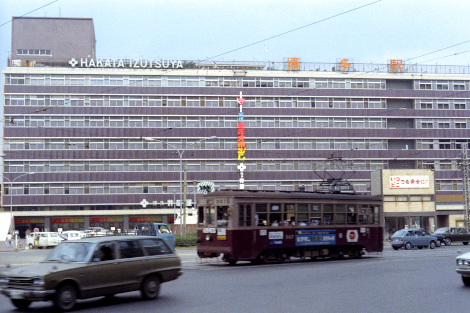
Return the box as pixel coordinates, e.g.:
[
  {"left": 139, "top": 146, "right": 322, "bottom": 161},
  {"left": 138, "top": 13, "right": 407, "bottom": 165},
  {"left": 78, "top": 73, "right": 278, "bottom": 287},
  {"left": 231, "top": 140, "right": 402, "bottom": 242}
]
[
  {"left": 444, "top": 238, "right": 452, "bottom": 246},
  {"left": 430, "top": 241, "right": 436, "bottom": 249},
  {"left": 141, "top": 275, "right": 161, "bottom": 300},
  {"left": 405, "top": 242, "right": 412, "bottom": 250},
  {"left": 53, "top": 283, "right": 77, "bottom": 311}
]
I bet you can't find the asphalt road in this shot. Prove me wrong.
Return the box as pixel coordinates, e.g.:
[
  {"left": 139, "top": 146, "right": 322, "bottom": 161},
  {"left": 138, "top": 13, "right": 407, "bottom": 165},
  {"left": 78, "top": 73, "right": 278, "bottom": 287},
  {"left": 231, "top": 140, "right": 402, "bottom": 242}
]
[{"left": 1, "top": 245, "right": 470, "bottom": 312}]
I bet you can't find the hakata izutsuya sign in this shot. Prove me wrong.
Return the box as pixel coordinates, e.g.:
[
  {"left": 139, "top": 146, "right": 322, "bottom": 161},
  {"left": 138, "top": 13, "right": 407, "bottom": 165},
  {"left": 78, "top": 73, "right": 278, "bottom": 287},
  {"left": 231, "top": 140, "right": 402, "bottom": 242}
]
[{"left": 68, "top": 58, "right": 184, "bottom": 69}]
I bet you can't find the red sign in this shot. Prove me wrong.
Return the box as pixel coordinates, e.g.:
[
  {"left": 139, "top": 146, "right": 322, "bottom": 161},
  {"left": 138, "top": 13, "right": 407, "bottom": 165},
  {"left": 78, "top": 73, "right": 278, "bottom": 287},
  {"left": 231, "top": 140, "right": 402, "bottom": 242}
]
[
  {"left": 237, "top": 98, "right": 246, "bottom": 105},
  {"left": 349, "top": 232, "right": 356, "bottom": 240}
]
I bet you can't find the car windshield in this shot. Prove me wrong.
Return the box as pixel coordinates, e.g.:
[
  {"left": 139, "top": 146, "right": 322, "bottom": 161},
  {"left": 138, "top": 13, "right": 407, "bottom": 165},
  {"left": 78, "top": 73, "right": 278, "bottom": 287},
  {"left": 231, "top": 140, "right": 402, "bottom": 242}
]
[
  {"left": 392, "top": 230, "right": 407, "bottom": 237},
  {"left": 434, "top": 228, "right": 447, "bottom": 234},
  {"left": 45, "top": 242, "right": 94, "bottom": 263}
]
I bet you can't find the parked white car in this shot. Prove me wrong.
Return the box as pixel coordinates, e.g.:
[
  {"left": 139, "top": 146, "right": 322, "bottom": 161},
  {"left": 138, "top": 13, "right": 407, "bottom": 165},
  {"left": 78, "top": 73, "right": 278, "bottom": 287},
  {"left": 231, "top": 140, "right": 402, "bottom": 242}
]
[
  {"left": 456, "top": 251, "right": 470, "bottom": 286},
  {"left": 26, "top": 232, "right": 62, "bottom": 249},
  {"left": 58, "top": 231, "right": 82, "bottom": 241}
]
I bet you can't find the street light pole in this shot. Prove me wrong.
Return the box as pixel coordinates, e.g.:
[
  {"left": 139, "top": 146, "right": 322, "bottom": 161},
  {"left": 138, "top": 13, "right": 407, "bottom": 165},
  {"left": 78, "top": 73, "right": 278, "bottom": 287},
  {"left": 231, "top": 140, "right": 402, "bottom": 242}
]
[
  {"left": 3, "top": 172, "right": 35, "bottom": 245},
  {"left": 143, "top": 136, "right": 217, "bottom": 236}
]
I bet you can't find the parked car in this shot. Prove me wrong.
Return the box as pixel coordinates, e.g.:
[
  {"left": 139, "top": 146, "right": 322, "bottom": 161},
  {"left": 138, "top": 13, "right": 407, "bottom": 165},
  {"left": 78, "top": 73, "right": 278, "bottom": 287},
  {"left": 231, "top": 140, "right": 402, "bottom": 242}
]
[
  {"left": 433, "top": 227, "right": 470, "bottom": 245},
  {"left": 418, "top": 228, "right": 442, "bottom": 247},
  {"left": 58, "top": 231, "right": 82, "bottom": 241},
  {"left": 390, "top": 228, "right": 439, "bottom": 250},
  {"left": 456, "top": 251, "right": 470, "bottom": 286},
  {"left": 0, "top": 235, "right": 182, "bottom": 311},
  {"left": 25, "top": 232, "right": 63, "bottom": 249},
  {"left": 135, "top": 223, "right": 177, "bottom": 250}
]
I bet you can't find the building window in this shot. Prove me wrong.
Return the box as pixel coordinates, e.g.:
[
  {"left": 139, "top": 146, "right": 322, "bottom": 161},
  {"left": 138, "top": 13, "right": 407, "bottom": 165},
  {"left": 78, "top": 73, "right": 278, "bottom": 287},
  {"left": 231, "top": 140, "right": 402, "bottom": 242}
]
[
  {"left": 420, "top": 102, "right": 433, "bottom": 109},
  {"left": 419, "top": 82, "right": 432, "bottom": 89},
  {"left": 436, "top": 83, "right": 449, "bottom": 90},
  {"left": 17, "top": 49, "right": 52, "bottom": 56},
  {"left": 437, "top": 103, "right": 450, "bottom": 109}
]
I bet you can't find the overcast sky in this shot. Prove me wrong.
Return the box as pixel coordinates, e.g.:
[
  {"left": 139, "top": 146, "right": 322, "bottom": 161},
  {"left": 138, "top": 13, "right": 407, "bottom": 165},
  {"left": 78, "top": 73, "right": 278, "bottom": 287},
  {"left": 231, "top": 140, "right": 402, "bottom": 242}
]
[{"left": 1, "top": 0, "right": 470, "bottom": 68}]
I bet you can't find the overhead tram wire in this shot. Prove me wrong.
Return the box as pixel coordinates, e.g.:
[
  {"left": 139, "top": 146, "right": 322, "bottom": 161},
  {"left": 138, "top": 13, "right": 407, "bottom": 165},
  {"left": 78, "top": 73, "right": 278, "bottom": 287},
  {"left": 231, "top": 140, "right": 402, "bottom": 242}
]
[
  {"left": 0, "top": 0, "right": 61, "bottom": 27},
  {"left": 207, "top": 0, "right": 384, "bottom": 60}
]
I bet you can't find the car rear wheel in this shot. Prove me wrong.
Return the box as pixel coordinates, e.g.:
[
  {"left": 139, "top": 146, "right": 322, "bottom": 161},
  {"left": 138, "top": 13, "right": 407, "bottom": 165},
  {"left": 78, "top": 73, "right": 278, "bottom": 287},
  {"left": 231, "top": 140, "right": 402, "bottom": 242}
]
[
  {"left": 141, "top": 275, "right": 161, "bottom": 300},
  {"left": 28, "top": 243, "right": 34, "bottom": 249},
  {"left": 53, "top": 283, "right": 77, "bottom": 311},
  {"left": 463, "top": 242, "right": 469, "bottom": 245},
  {"left": 462, "top": 276, "right": 470, "bottom": 286},
  {"left": 11, "top": 299, "right": 32, "bottom": 310},
  {"left": 405, "top": 242, "right": 412, "bottom": 250},
  {"left": 392, "top": 246, "right": 400, "bottom": 250},
  {"left": 430, "top": 241, "right": 436, "bottom": 249},
  {"left": 444, "top": 238, "right": 452, "bottom": 246}
]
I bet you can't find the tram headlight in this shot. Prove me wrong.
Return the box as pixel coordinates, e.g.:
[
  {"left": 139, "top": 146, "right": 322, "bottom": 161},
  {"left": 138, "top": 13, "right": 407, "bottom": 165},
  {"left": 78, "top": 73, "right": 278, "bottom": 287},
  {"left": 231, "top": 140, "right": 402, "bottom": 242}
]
[{"left": 205, "top": 234, "right": 212, "bottom": 241}]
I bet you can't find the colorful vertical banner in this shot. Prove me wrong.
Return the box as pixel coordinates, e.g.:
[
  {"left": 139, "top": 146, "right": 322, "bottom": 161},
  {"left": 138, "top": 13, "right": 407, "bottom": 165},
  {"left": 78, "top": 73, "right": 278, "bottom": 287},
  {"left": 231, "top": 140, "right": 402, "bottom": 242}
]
[{"left": 237, "top": 92, "right": 246, "bottom": 189}]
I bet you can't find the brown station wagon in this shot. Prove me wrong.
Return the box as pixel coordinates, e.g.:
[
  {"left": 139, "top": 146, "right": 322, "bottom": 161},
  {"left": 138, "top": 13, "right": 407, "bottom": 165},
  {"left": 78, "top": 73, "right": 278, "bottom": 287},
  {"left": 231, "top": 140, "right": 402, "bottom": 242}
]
[{"left": 0, "top": 235, "right": 182, "bottom": 311}]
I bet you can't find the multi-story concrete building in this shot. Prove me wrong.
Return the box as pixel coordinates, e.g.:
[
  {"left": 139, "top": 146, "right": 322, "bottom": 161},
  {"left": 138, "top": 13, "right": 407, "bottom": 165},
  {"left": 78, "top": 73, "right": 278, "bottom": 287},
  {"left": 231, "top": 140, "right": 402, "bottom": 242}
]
[{"left": 3, "top": 17, "right": 470, "bottom": 235}]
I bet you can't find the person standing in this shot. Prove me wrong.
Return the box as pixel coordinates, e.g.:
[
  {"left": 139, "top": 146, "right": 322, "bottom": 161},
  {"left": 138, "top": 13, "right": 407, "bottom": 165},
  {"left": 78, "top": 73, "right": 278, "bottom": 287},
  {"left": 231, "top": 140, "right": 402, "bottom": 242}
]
[{"left": 6, "top": 233, "right": 12, "bottom": 248}]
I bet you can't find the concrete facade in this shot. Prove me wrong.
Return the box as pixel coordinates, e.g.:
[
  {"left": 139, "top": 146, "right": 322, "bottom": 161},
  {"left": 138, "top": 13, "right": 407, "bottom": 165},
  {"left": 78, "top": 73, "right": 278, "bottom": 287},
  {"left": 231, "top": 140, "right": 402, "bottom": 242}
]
[{"left": 2, "top": 17, "right": 470, "bottom": 236}]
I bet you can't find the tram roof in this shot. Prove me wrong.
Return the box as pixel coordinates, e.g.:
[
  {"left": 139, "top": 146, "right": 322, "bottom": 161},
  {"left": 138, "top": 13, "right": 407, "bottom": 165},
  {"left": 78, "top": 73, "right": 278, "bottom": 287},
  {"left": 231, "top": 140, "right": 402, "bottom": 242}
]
[{"left": 201, "top": 189, "right": 382, "bottom": 202}]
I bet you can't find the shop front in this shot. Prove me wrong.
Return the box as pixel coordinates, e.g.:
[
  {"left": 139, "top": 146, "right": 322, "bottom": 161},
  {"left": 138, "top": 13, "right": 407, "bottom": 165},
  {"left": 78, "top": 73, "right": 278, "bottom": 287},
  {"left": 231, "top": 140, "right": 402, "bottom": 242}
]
[
  {"left": 89, "top": 216, "right": 125, "bottom": 232},
  {"left": 50, "top": 217, "right": 85, "bottom": 232},
  {"left": 14, "top": 218, "right": 46, "bottom": 238}
]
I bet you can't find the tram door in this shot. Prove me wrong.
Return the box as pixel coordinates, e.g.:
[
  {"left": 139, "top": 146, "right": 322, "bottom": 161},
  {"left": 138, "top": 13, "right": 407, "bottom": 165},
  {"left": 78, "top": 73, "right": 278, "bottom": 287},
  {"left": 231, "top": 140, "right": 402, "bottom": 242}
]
[{"left": 236, "top": 204, "right": 256, "bottom": 258}]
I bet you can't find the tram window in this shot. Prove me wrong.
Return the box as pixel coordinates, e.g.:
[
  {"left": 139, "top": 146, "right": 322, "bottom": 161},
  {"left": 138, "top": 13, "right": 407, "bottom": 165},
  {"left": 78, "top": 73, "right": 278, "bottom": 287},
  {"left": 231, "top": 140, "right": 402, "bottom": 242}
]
[
  {"left": 359, "top": 205, "right": 370, "bottom": 224},
  {"left": 323, "top": 204, "right": 334, "bottom": 225},
  {"left": 256, "top": 204, "right": 268, "bottom": 226},
  {"left": 206, "top": 207, "right": 216, "bottom": 225},
  {"left": 217, "top": 206, "right": 229, "bottom": 226},
  {"left": 238, "top": 204, "right": 245, "bottom": 227},
  {"left": 373, "top": 206, "right": 380, "bottom": 225},
  {"left": 297, "top": 213, "right": 308, "bottom": 224},
  {"left": 270, "top": 204, "right": 282, "bottom": 225},
  {"left": 246, "top": 205, "right": 252, "bottom": 226},
  {"left": 335, "top": 204, "right": 347, "bottom": 225},
  {"left": 310, "top": 215, "right": 321, "bottom": 225},
  {"left": 298, "top": 204, "right": 308, "bottom": 212},
  {"left": 198, "top": 206, "right": 204, "bottom": 224},
  {"left": 256, "top": 213, "right": 268, "bottom": 226},
  {"left": 311, "top": 204, "right": 320, "bottom": 212},
  {"left": 256, "top": 203, "right": 267, "bottom": 212},
  {"left": 347, "top": 205, "right": 357, "bottom": 224}
]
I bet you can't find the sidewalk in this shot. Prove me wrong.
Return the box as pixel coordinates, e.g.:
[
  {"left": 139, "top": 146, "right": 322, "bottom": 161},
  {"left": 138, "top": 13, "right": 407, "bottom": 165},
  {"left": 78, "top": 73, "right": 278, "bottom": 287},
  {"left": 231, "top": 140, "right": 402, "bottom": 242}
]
[{"left": 0, "top": 240, "right": 25, "bottom": 252}]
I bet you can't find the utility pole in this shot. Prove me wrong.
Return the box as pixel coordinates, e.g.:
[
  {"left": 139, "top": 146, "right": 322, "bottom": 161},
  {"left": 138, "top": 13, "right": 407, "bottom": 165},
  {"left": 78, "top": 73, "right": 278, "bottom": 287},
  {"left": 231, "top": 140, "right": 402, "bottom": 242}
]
[
  {"left": 462, "top": 143, "right": 470, "bottom": 230},
  {"left": 183, "top": 164, "right": 187, "bottom": 236}
]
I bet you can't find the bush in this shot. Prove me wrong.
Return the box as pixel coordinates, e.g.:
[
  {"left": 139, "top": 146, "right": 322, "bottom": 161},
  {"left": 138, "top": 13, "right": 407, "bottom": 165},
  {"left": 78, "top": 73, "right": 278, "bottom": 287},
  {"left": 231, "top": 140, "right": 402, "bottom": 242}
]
[{"left": 175, "top": 233, "right": 197, "bottom": 247}]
